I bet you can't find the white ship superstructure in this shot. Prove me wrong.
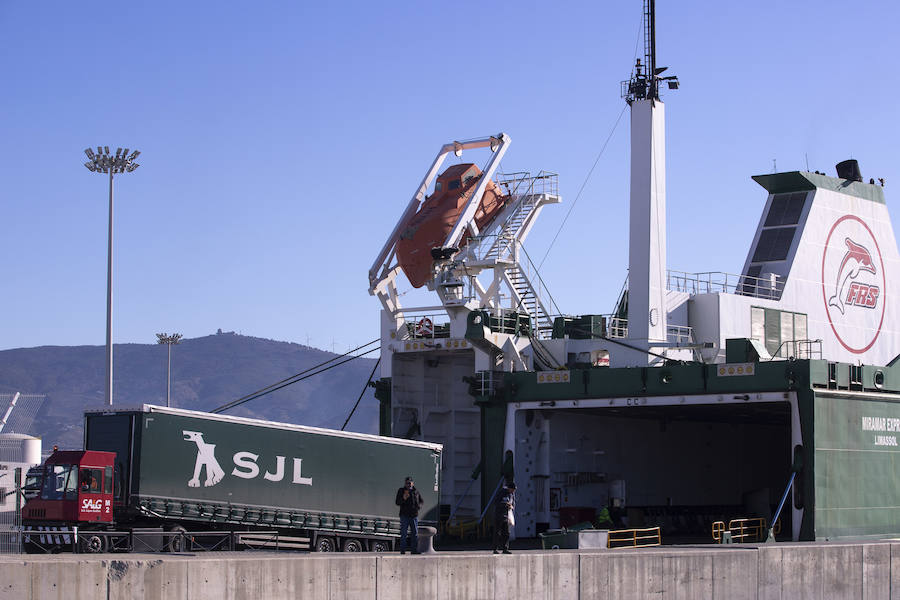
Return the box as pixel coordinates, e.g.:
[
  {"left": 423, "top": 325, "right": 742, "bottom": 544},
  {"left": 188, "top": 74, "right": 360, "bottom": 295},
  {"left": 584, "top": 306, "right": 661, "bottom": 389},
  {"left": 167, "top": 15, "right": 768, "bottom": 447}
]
[{"left": 368, "top": 0, "right": 900, "bottom": 542}]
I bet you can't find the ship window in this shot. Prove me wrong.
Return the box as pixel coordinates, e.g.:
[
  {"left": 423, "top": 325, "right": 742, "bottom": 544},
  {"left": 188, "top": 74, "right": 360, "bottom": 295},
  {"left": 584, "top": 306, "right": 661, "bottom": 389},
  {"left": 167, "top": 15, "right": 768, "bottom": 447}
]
[
  {"left": 780, "top": 311, "right": 794, "bottom": 349},
  {"left": 795, "top": 313, "right": 808, "bottom": 341},
  {"left": 434, "top": 181, "right": 442, "bottom": 192},
  {"left": 752, "top": 307, "right": 808, "bottom": 357},
  {"left": 764, "top": 192, "right": 807, "bottom": 227},
  {"left": 751, "top": 307, "right": 765, "bottom": 341},
  {"left": 752, "top": 227, "right": 796, "bottom": 262},
  {"left": 764, "top": 309, "right": 781, "bottom": 356},
  {"left": 448, "top": 180, "right": 461, "bottom": 190}
]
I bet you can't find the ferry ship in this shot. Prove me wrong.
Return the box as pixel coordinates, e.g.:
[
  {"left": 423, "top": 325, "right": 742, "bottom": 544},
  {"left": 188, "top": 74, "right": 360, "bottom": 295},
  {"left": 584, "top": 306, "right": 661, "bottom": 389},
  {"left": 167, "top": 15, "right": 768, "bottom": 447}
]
[{"left": 367, "top": 0, "right": 899, "bottom": 542}]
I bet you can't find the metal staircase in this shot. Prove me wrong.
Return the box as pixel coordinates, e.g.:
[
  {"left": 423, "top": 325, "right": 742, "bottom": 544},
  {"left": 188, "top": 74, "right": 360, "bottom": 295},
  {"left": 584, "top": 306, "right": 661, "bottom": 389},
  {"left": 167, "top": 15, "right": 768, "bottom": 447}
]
[
  {"left": 447, "top": 171, "right": 561, "bottom": 338},
  {"left": 506, "top": 259, "right": 557, "bottom": 337},
  {"left": 482, "top": 172, "right": 557, "bottom": 262}
]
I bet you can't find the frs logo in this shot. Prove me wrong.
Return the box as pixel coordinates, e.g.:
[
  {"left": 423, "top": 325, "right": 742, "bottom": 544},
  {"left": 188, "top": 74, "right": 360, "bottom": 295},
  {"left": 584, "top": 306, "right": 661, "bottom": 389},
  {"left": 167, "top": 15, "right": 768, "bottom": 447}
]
[
  {"left": 821, "top": 216, "right": 886, "bottom": 354},
  {"left": 828, "top": 238, "right": 879, "bottom": 314},
  {"left": 845, "top": 281, "right": 880, "bottom": 309},
  {"left": 182, "top": 430, "right": 313, "bottom": 488}
]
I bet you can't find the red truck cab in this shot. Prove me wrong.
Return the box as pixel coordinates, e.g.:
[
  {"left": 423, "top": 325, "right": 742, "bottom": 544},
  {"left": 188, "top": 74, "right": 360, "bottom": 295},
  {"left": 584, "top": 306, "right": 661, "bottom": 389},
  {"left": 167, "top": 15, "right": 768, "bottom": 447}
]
[{"left": 24, "top": 450, "right": 115, "bottom": 524}]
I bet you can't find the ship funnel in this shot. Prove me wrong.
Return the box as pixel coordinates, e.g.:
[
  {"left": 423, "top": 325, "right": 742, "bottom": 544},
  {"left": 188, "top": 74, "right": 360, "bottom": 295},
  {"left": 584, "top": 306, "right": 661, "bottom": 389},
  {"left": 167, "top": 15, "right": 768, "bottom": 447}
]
[{"left": 836, "top": 159, "right": 863, "bottom": 182}]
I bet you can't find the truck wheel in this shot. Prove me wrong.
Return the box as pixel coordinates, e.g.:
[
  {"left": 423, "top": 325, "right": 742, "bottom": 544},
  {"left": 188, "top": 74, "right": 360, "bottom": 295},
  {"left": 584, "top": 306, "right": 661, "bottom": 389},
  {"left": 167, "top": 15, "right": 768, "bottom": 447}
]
[
  {"left": 166, "top": 525, "right": 187, "bottom": 553},
  {"left": 314, "top": 536, "right": 336, "bottom": 552},
  {"left": 342, "top": 538, "right": 364, "bottom": 552},
  {"left": 79, "top": 533, "right": 107, "bottom": 554},
  {"left": 371, "top": 540, "right": 391, "bottom": 552}
]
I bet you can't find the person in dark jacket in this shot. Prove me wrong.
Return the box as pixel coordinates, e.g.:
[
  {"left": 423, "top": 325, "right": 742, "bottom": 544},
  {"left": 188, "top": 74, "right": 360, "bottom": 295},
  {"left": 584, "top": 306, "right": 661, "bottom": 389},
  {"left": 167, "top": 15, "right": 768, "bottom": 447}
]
[
  {"left": 395, "top": 476, "right": 424, "bottom": 554},
  {"left": 493, "top": 481, "right": 516, "bottom": 554}
]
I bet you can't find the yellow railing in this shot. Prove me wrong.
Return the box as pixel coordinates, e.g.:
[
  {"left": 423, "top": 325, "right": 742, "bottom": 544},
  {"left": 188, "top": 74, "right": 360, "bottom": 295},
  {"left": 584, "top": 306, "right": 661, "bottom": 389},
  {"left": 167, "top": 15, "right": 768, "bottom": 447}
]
[
  {"left": 607, "top": 526, "right": 662, "bottom": 549},
  {"left": 441, "top": 518, "right": 487, "bottom": 540},
  {"left": 711, "top": 520, "right": 726, "bottom": 542},
  {"left": 712, "top": 517, "right": 781, "bottom": 543}
]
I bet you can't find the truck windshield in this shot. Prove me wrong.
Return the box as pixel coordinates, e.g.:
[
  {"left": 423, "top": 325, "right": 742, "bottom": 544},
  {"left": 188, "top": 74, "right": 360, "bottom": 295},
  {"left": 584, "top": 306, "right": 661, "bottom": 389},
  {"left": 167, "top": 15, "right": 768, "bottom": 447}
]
[
  {"left": 23, "top": 468, "right": 43, "bottom": 499},
  {"left": 41, "top": 465, "right": 78, "bottom": 500}
]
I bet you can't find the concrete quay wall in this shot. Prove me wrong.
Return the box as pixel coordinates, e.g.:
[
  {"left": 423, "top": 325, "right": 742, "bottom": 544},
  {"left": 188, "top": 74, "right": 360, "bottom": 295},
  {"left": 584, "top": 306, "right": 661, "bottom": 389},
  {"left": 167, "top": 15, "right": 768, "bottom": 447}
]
[{"left": 1, "top": 542, "right": 899, "bottom": 600}]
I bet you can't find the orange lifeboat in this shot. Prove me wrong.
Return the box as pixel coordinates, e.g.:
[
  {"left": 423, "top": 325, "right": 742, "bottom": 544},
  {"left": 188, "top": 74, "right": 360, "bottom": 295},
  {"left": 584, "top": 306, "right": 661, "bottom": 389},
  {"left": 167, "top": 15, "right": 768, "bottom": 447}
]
[{"left": 396, "top": 164, "right": 507, "bottom": 288}]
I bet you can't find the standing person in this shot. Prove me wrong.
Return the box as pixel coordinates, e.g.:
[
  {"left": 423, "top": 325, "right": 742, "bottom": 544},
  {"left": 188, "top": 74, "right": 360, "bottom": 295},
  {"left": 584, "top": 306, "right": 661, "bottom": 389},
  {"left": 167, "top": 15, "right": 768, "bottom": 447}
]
[
  {"left": 493, "top": 481, "right": 516, "bottom": 554},
  {"left": 395, "top": 476, "right": 424, "bottom": 554}
]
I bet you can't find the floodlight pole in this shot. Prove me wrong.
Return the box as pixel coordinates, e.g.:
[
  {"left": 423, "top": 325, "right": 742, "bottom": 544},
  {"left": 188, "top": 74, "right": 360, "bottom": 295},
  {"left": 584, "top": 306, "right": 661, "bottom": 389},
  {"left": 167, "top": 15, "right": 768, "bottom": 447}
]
[
  {"left": 156, "top": 333, "right": 182, "bottom": 407},
  {"left": 105, "top": 167, "right": 114, "bottom": 407},
  {"left": 84, "top": 146, "right": 141, "bottom": 406}
]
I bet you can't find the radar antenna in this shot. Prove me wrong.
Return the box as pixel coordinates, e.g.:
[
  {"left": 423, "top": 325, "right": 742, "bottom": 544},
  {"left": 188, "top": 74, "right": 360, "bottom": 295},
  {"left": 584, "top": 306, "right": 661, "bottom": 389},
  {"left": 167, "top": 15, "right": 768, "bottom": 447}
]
[{"left": 622, "top": 0, "right": 679, "bottom": 103}]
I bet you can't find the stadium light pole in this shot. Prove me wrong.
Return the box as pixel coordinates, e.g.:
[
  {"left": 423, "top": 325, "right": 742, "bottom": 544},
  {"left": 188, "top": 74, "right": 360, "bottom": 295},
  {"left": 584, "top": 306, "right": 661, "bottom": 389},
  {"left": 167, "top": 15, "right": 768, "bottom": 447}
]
[
  {"left": 84, "top": 147, "right": 141, "bottom": 406},
  {"left": 155, "top": 333, "right": 182, "bottom": 407}
]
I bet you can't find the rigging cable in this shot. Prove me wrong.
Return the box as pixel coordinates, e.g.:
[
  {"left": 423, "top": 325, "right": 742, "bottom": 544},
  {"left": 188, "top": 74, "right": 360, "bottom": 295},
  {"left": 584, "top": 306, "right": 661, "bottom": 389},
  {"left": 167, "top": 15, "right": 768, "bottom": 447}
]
[
  {"left": 211, "top": 338, "right": 380, "bottom": 414},
  {"left": 567, "top": 325, "right": 676, "bottom": 362},
  {"left": 341, "top": 357, "right": 381, "bottom": 431},
  {"left": 212, "top": 346, "right": 380, "bottom": 414},
  {"left": 538, "top": 104, "right": 628, "bottom": 270}
]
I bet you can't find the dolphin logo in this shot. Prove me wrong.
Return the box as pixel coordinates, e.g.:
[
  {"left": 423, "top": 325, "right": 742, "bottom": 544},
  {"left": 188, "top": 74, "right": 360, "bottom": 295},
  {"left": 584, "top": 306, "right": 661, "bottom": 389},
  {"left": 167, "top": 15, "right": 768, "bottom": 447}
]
[
  {"left": 828, "top": 238, "right": 876, "bottom": 314},
  {"left": 183, "top": 430, "right": 226, "bottom": 488}
]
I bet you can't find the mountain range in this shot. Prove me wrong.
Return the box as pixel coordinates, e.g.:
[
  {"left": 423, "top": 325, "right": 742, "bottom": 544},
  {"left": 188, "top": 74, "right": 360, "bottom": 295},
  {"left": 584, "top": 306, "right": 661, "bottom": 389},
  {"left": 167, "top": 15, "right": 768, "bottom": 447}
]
[{"left": 0, "top": 332, "right": 380, "bottom": 450}]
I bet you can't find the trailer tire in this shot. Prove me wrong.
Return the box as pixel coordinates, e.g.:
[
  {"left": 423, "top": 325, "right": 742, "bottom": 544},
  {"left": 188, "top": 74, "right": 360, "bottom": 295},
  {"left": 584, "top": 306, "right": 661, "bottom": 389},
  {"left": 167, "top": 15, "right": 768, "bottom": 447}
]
[
  {"left": 79, "top": 533, "right": 107, "bottom": 554},
  {"left": 166, "top": 525, "right": 187, "bottom": 553},
  {"left": 313, "top": 536, "right": 336, "bottom": 552},
  {"left": 342, "top": 538, "right": 364, "bottom": 552},
  {"left": 371, "top": 540, "right": 391, "bottom": 552}
]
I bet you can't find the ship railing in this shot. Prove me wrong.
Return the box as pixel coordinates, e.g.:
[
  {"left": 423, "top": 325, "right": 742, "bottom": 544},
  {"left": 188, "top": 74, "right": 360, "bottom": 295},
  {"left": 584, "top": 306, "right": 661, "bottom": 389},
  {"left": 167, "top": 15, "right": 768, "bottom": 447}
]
[
  {"left": 768, "top": 339, "right": 822, "bottom": 360},
  {"left": 496, "top": 170, "right": 558, "bottom": 199},
  {"left": 399, "top": 313, "right": 451, "bottom": 341},
  {"left": 666, "top": 270, "right": 784, "bottom": 300},
  {"left": 666, "top": 324, "right": 694, "bottom": 344},
  {"left": 607, "top": 526, "right": 662, "bottom": 549},
  {"left": 602, "top": 315, "right": 628, "bottom": 339},
  {"left": 495, "top": 170, "right": 533, "bottom": 197},
  {"left": 566, "top": 317, "right": 700, "bottom": 358}
]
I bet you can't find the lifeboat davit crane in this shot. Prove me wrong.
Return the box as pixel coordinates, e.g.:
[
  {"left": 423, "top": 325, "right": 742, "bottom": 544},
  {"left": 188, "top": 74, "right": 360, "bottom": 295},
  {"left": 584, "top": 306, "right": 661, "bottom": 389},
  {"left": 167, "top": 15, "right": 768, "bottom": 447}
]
[{"left": 369, "top": 134, "right": 562, "bottom": 371}]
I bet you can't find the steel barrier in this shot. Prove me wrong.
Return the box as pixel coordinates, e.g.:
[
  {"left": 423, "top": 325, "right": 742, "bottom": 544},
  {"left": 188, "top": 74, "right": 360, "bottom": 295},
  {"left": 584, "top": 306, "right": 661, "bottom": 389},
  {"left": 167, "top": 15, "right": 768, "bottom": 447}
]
[
  {"left": 712, "top": 518, "right": 781, "bottom": 543},
  {"left": 607, "top": 526, "right": 661, "bottom": 549}
]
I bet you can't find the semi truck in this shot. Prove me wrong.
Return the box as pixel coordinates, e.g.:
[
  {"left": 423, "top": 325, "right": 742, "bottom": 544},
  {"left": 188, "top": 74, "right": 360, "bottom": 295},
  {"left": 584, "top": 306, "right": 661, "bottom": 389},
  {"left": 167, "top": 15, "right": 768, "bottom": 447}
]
[{"left": 22, "top": 405, "right": 442, "bottom": 553}]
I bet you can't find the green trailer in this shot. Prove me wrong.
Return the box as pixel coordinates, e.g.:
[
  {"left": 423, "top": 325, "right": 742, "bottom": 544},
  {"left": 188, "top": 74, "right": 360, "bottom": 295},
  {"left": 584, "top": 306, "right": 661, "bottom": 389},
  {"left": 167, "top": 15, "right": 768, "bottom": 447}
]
[{"left": 81, "top": 405, "right": 441, "bottom": 552}]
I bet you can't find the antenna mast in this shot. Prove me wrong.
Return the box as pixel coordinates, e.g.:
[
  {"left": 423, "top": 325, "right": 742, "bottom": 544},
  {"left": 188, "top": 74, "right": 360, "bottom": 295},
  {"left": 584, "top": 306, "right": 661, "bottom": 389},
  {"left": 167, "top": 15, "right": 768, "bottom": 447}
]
[{"left": 623, "top": 0, "right": 678, "bottom": 103}]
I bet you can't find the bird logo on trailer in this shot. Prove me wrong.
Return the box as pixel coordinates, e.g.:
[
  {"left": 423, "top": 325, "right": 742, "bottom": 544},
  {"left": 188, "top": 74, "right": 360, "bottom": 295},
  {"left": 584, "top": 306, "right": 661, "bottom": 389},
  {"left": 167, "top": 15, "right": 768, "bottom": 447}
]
[
  {"left": 821, "top": 215, "right": 886, "bottom": 353},
  {"left": 181, "top": 429, "right": 314, "bottom": 488}
]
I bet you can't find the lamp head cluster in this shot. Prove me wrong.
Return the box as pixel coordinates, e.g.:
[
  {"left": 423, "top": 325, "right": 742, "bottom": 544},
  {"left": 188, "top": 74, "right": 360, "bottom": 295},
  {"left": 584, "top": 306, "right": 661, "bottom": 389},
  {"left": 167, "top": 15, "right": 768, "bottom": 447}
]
[
  {"left": 156, "top": 332, "right": 183, "bottom": 346},
  {"left": 84, "top": 146, "right": 140, "bottom": 174}
]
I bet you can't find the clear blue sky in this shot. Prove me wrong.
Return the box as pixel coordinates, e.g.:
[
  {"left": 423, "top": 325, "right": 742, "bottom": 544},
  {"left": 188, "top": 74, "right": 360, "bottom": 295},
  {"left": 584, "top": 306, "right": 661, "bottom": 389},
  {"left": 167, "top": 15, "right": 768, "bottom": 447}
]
[{"left": 2, "top": 1, "right": 898, "bottom": 353}]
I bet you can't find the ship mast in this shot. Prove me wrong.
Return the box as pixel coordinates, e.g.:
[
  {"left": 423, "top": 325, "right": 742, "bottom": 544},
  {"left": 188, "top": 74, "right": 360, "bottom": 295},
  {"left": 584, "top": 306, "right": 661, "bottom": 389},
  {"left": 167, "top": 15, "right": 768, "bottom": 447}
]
[{"left": 622, "top": 0, "right": 678, "bottom": 365}]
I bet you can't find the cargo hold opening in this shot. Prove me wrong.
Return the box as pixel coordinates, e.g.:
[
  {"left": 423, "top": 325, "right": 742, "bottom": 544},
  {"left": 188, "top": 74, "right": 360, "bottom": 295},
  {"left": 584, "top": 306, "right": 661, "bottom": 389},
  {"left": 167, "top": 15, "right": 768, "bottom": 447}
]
[{"left": 514, "top": 401, "right": 792, "bottom": 544}]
